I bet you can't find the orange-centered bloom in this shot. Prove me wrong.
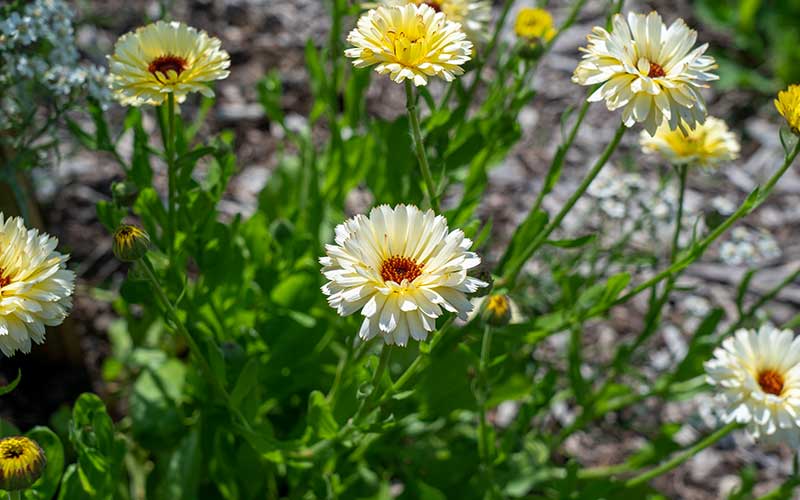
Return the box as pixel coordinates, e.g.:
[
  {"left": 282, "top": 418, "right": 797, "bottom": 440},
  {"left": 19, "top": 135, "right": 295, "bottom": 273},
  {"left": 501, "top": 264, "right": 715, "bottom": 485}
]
[
  {"left": 345, "top": 3, "right": 473, "bottom": 86},
  {"left": 320, "top": 204, "right": 488, "bottom": 346},
  {"left": 108, "top": 20, "right": 230, "bottom": 106},
  {"left": 572, "top": 11, "right": 718, "bottom": 136}
]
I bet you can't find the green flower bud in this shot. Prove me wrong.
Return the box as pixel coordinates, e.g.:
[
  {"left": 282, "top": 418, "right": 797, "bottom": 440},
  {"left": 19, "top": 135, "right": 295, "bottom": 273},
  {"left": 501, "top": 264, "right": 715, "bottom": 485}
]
[
  {"left": 111, "top": 181, "right": 140, "bottom": 206},
  {"left": 0, "top": 436, "right": 46, "bottom": 491},
  {"left": 483, "top": 294, "right": 512, "bottom": 326},
  {"left": 113, "top": 225, "right": 150, "bottom": 262}
]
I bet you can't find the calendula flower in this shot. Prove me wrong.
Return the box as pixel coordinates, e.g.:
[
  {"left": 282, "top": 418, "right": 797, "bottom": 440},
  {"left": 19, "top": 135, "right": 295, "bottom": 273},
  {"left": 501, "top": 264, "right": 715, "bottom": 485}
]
[
  {"left": 378, "top": 0, "right": 491, "bottom": 43},
  {"left": 112, "top": 225, "right": 150, "bottom": 262},
  {"left": 775, "top": 84, "right": 800, "bottom": 135},
  {"left": 514, "top": 8, "right": 557, "bottom": 43},
  {"left": 705, "top": 326, "right": 800, "bottom": 443},
  {"left": 483, "top": 294, "right": 511, "bottom": 326},
  {"left": 0, "top": 213, "right": 75, "bottom": 357},
  {"left": 108, "top": 20, "right": 230, "bottom": 107},
  {"left": 0, "top": 436, "right": 46, "bottom": 491},
  {"left": 320, "top": 204, "right": 488, "bottom": 346},
  {"left": 640, "top": 116, "right": 740, "bottom": 167},
  {"left": 345, "top": 3, "right": 473, "bottom": 86},
  {"left": 572, "top": 11, "right": 718, "bottom": 136}
]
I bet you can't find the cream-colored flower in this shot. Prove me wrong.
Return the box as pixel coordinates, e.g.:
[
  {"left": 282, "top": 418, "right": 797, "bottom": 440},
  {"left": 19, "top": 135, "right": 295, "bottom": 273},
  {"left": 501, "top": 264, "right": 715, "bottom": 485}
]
[
  {"left": 572, "top": 11, "right": 718, "bottom": 136},
  {"left": 640, "top": 116, "right": 740, "bottom": 167},
  {"left": 345, "top": 3, "right": 473, "bottom": 86},
  {"left": 378, "top": 0, "right": 491, "bottom": 43},
  {"left": 108, "top": 20, "right": 230, "bottom": 107},
  {"left": 775, "top": 84, "right": 800, "bottom": 135},
  {"left": 320, "top": 204, "right": 488, "bottom": 346},
  {"left": 0, "top": 214, "right": 75, "bottom": 356},
  {"left": 705, "top": 325, "right": 800, "bottom": 444}
]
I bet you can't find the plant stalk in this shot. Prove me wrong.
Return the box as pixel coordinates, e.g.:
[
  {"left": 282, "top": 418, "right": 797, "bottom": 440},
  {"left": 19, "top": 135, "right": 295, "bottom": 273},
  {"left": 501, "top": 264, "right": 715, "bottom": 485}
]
[{"left": 405, "top": 80, "right": 440, "bottom": 212}]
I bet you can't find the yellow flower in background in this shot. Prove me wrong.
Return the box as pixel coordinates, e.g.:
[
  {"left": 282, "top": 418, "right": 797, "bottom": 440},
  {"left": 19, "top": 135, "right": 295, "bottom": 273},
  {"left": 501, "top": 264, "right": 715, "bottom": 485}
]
[
  {"left": 345, "top": 4, "right": 473, "bottom": 86},
  {"left": 0, "top": 214, "right": 75, "bottom": 357},
  {"left": 514, "top": 8, "right": 556, "bottom": 43},
  {"left": 640, "top": 116, "right": 740, "bottom": 167},
  {"left": 108, "top": 20, "right": 230, "bottom": 107},
  {"left": 705, "top": 326, "right": 800, "bottom": 444},
  {"left": 775, "top": 84, "right": 800, "bottom": 135},
  {"left": 320, "top": 204, "right": 488, "bottom": 346},
  {"left": 378, "top": 0, "right": 491, "bottom": 43},
  {"left": 572, "top": 12, "right": 718, "bottom": 136},
  {"left": 0, "top": 436, "right": 46, "bottom": 491}
]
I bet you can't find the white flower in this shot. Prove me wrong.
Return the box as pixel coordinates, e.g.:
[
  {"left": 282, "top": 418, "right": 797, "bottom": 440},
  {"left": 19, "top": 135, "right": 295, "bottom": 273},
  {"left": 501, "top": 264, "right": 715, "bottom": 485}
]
[
  {"left": 640, "top": 116, "right": 740, "bottom": 167},
  {"left": 572, "top": 11, "right": 718, "bottom": 135},
  {"left": 705, "top": 326, "right": 800, "bottom": 443},
  {"left": 0, "top": 214, "right": 75, "bottom": 356},
  {"left": 320, "top": 204, "right": 488, "bottom": 346},
  {"left": 378, "top": 0, "right": 491, "bottom": 43}
]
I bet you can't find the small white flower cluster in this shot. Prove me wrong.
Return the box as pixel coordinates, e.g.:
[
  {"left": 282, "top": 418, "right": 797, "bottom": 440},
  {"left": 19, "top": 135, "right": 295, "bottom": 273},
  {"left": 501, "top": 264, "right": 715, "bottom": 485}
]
[
  {"left": 0, "top": 0, "right": 110, "bottom": 117},
  {"left": 718, "top": 227, "right": 781, "bottom": 267}
]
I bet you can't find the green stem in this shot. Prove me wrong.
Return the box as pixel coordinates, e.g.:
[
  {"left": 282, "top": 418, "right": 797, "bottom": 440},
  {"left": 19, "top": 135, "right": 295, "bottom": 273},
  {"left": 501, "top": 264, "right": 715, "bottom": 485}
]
[
  {"left": 503, "top": 121, "right": 626, "bottom": 285},
  {"left": 670, "top": 165, "right": 688, "bottom": 264},
  {"left": 462, "top": 0, "right": 515, "bottom": 109},
  {"left": 477, "top": 324, "right": 494, "bottom": 461},
  {"left": 625, "top": 422, "right": 739, "bottom": 488},
  {"left": 165, "top": 93, "right": 177, "bottom": 260},
  {"left": 405, "top": 80, "right": 440, "bottom": 212},
  {"left": 353, "top": 343, "right": 392, "bottom": 421}
]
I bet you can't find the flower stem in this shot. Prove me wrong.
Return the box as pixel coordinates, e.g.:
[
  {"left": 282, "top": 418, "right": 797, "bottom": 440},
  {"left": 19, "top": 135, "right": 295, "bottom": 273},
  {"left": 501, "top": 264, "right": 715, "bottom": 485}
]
[
  {"left": 405, "top": 80, "right": 440, "bottom": 212},
  {"left": 625, "top": 422, "right": 739, "bottom": 488},
  {"left": 165, "top": 92, "right": 177, "bottom": 260},
  {"left": 477, "top": 324, "right": 494, "bottom": 461},
  {"left": 8, "top": 491, "right": 20, "bottom": 500},
  {"left": 670, "top": 164, "right": 688, "bottom": 264},
  {"left": 502, "top": 121, "right": 626, "bottom": 285}
]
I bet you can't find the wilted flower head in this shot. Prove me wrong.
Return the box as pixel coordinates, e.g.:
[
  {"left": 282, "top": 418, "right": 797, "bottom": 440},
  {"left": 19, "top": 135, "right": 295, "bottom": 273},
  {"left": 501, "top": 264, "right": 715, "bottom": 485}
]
[
  {"left": 572, "top": 11, "right": 718, "bottom": 135},
  {"left": 112, "top": 225, "right": 150, "bottom": 262},
  {"left": 108, "top": 20, "right": 230, "bottom": 107},
  {"left": 705, "top": 326, "right": 800, "bottom": 443},
  {"left": 345, "top": 4, "right": 473, "bottom": 86},
  {"left": 0, "top": 214, "right": 75, "bottom": 356},
  {"left": 0, "top": 436, "right": 46, "bottom": 491},
  {"left": 775, "top": 84, "right": 800, "bottom": 135},
  {"left": 379, "top": 0, "right": 491, "bottom": 43},
  {"left": 320, "top": 204, "right": 488, "bottom": 346},
  {"left": 640, "top": 116, "right": 740, "bottom": 167},
  {"left": 514, "top": 8, "right": 556, "bottom": 44}
]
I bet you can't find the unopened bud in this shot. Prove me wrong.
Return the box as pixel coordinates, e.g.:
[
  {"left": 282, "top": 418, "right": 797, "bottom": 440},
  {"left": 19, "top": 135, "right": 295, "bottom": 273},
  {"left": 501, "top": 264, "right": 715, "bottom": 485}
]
[
  {"left": 113, "top": 225, "right": 150, "bottom": 262},
  {"left": 0, "top": 436, "right": 46, "bottom": 491},
  {"left": 483, "top": 294, "right": 512, "bottom": 326}
]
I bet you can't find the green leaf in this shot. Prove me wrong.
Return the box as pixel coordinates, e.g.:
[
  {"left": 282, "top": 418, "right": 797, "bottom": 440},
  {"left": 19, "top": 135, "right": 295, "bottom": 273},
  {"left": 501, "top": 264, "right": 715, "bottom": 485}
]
[
  {"left": 230, "top": 357, "right": 260, "bottom": 412},
  {"left": 546, "top": 234, "right": 597, "bottom": 248},
  {"left": 25, "top": 427, "right": 64, "bottom": 500},
  {"left": 307, "top": 390, "right": 339, "bottom": 439},
  {"left": 0, "top": 369, "right": 21, "bottom": 396},
  {"left": 736, "top": 269, "right": 758, "bottom": 315}
]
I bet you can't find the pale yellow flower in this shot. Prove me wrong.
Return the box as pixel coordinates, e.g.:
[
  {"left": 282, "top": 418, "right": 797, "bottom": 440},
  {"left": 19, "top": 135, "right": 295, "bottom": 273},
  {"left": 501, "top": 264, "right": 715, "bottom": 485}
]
[
  {"left": 108, "top": 20, "right": 230, "bottom": 107},
  {"left": 640, "top": 116, "right": 740, "bottom": 167},
  {"left": 378, "top": 0, "right": 491, "bottom": 43},
  {"left": 0, "top": 214, "right": 75, "bottom": 356},
  {"left": 320, "top": 204, "right": 488, "bottom": 346},
  {"left": 345, "top": 3, "right": 473, "bottom": 86},
  {"left": 775, "top": 84, "right": 800, "bottom": 135},
  {"left": 514, "top": 8, "right": 556, "bottom": 43},
  {"left": 706, "top": 326, "right": 800, "bottom": 444},
  {"left": 572, "top": 11, "right": 718, "bottom": 136}
]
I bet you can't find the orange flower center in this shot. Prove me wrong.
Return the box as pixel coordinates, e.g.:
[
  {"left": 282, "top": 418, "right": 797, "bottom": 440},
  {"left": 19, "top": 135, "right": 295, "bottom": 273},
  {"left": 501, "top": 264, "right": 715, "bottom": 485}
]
[
  {"left": 380, "top": 256, "right": 423, "bottom": 284},
  {"left": 148, "top": 55, "right": 188, "bottom": 79},
  {"left": 0, "top": 268, "right": 10, "bottom": 289},
  {"left": 422, "top": 0, "right": 442, "bottom": 12},
  {"left": 758, "top": 369, "right": 785, "bottom": 396},
  {"left": 648, "top": 62, "right": 666, "bottom": 78}
]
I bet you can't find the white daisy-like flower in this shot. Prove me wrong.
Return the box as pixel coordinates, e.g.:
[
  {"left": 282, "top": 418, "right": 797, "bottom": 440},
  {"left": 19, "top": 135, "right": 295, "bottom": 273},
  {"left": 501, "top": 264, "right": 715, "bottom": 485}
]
[
  {"left": 705, "top": 325, "right": 800, "bottom": 443},
  {"left": 640, "top": 116, "right": 740, "bottom": 168},
  {"left": 378, "top": 0, "right": 492, "bottom": 43},
  {"left": 0, "top": 214, "right": 75, "bottom": 356},
  {"left": 320, "top": 204, "right": 488, "bottom": 346},
  {"left": 572, "top": 11, "right": 718, "bottom": 136}
]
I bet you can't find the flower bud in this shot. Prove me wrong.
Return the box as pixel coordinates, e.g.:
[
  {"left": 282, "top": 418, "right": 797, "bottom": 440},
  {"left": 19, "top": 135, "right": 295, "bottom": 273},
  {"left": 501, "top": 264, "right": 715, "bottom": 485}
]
[
  {"left": 0, "top": 436, "right": 46, "bottom": 491},
  {"left": 483, "top": 294, "right": 512, "bottom": 326},
  {"left": 111, "top": 181, "right": 139, "bottom": 206},
  {"left": 113, "top": 225, "right": 150, "bottom": 262}
]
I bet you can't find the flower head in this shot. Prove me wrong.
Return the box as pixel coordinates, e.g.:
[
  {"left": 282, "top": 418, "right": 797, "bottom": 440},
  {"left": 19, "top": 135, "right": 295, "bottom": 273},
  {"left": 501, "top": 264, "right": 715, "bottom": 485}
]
[
  {"left": 640, "top": 116, "right": 740, "bottom": 167},
  {"left": 345, "top": 3, "right": 473, "bottom": 86},
  {"left": 514, "top": 8, "right": 556, "bottom": 44},
  {"left": 0, "top": 436, "right": 46, "bottom": 491},
  {"left": 0, "top": 214, "right": 75, "bottom": 357},
  {"left": 108, "top": 20, "right": 230, "bottom": 107},
  {"left": 483, "top": 294, "right": 511, "bottom": 326},
  {"left": 705, "top": 325, "right": 800, "bottom": 443},
  {"left": 320, "top": 204, "right": 488, "bottom": 346},
  {"left": 378, "top": 0, "right": 491, "bottom": 43},
  {"left": 775, "top": 84, "right": 800, "bottom": 135},
  {"left": 112, "top": 225, "right": 150, "bottom": 262},
  {"left": 572, "top": 11, "right": 718, "bottom": 135}
]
